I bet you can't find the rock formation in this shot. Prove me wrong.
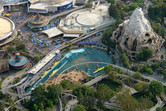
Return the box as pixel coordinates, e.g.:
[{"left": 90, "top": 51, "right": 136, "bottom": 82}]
[{"left": 112, "top": 7, "right": 164, "bottom": 60}]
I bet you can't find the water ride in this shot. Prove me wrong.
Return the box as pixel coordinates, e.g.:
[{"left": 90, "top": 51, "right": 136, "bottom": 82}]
[
  {"left": 41, "top": 70, "right": 49, "bottom": 78},
  {"left": 49, "top": 69, "right": 58, "bottom": 78},
  {"left": 93, "top": 67, "right": 104, "bottom": 74}
]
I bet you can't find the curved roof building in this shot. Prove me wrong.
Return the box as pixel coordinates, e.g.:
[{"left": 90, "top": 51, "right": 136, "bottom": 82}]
[
  {"left": 9, "top": 53, "right": 28, "bottom": 69},
  {"left": 0, "top": 16, "right": 15, "bottom": 42},
  {"left": 59, "top": 4, "right": 112, "bottom": 34},
  {"left": 0, "top": 17, "right": 15, "bottom": 39},
  {"left": 29, "top": 0, "right": 73, "bottom": 13},
  {"left": 2, "top": 0, "right": 28, "bottom": 6}
]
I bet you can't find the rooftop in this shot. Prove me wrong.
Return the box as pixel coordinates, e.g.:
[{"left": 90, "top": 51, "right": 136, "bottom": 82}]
[
  {"left": 63, "top": 33, "right": 80, "bottom": 38},
  {"left": 42, "top": 27, "right": 63, "bottom": 38},
  {"left": 29, "top": 53, "right": 55, "bottom": 74},
  {"left": 9, "top": 56, "right": 28, "bottom": 67},
  {"left": 0, "top": 17, "right": 12, "bottom": 38},
  {"left": 29, "top": 0, "right": 72, "bottom": 11},
  {"left": 3, "top": 0, "right": 28, "bottom": 5}
]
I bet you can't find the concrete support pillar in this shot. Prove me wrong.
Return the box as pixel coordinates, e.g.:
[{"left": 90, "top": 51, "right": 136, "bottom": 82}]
[
  {"left": 27, "top": 3, "right": 29, "bottom": 13},
  {"left": 73, "top": 0, "right": 76, "bottom": 6},
  {"left": 8, "top": 6, "right": 11, "bottom": 12}
]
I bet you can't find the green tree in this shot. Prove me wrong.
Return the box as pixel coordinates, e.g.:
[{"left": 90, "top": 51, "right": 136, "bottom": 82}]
[
  {"left": 136, "top": 48, "right": 153, "bottom": 61},
  {"left": 132, "top": 65, "right": 139, "bottom": 71},
  {"left": 156, "top": 107, "right": 163, "bottom": 111},
  {"left": 32, "top": 104, "right": 38, "bottom": 111},
  {"left": 147, "top": 68, "right": 153, "bottom": 75},
  {"left": 31, "top": 85, "right": 46, "bottom": 103},
  {"left": 104, "top": 65, "right": 115, "bottom": 74},
  {"left": 148, "top": 1, "right": 166, "bottom": 23},
  {"left": 16, "top": 44, "right": 27, "bottom": 51},
  {"left": 134, "top": 82, "right": 148, "bottom": 92},
  {"left": 101, "top": 26, "right": 117, "bottom": 48},
  {"left": 73, "top": 105, "right": 86, "bottom": 111},
  {"left": 0, "top": 102, "right": 5, "bottom": 111},
  {"left": 162, "top": 69, "right": 166, "bottom": 78},
  {"left": 137, "top": 97, "right": 153, "bottom": 110},
  {"left": 149, "top": 81, "right": 164, "bottom": 96},
  {"left": 120, "top": 53, "right": 130, "bottom": 68},
  {"left": 129, "top": 3, "right": 139, "bottom": 11},
  {"left": 46, "top": 100, "right": 54, "bottom": 108},
  {"left": 96, "top": 84, "right": 114, "bottom": 101},
  {"left": 108, "top": 0, "right": 115, "bottom": 4},
  {"left": 109, "top": 5, "right": 121, "bottom": 20},
  {"left": 34, "top": 54, "right": 40, "bottom": 63},
  {"left": 132, "top": 72, "right": 142, "bottom": 80},
  {"left": 47, "top": 84, "right": 62, "bottom": 104},
  {"left": 116, "top": 90, "right": 139, "bottom": 111},
  {"left": 73, "top": 85, "right": 95, "bottom": 110},
  {"left": 117, "top": 90, "right": 152, "bottom": 111},
  {"left": 60, "top": 79, "right": 72, "bottom": 90},
  {"left": 25, "top": 84, "right": 62, "bottom": 111},
  {"left": 7, "top": 46, "right": 14, "bottom": 52}
]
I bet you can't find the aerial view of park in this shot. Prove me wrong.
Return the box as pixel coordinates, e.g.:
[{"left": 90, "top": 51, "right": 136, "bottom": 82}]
[{"left": 0, "top": 0, "right": 166, "bottom": 111}]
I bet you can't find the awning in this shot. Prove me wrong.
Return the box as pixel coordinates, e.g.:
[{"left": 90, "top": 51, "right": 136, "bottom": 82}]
[
  {"left": 42, "top": 27, "right": 63, "bottom": 38},
  {"left": 63, "top": 33, "right": 80, "bottom": 38}
]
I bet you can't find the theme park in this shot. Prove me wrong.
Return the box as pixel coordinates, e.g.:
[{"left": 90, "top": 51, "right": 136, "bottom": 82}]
[{"left": 0, "top": 0, "right": 166, "bottom": 110}]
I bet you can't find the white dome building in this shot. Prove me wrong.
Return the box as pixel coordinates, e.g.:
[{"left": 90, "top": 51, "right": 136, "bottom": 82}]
[{"left": 0, "top": 16, "right": 16, "bottom": 46}]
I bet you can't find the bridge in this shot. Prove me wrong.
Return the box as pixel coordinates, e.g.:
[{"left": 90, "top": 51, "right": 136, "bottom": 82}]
[{"left": 84, "top": 74, "right": 108, "bottom": 86}]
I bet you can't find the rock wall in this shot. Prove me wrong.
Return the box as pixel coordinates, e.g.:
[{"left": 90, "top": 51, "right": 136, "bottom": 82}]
[{"left": 112, "top": 7, "right": 164, "bottom": 60}]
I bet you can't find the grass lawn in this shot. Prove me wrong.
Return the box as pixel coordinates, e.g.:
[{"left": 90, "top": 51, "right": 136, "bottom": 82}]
[{"left": 98, "top": 79, "right": 122, "bottom": 92}]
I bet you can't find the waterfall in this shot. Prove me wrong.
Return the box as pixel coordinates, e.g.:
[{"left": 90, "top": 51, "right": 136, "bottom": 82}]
[{"left": 65, "top": 48, "right": 85, "bottom": 58}]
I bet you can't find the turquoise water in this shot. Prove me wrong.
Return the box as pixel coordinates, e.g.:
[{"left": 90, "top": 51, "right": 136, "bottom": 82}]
[{"left": 27, "top": 48, "right": 113, "bottom": 92}]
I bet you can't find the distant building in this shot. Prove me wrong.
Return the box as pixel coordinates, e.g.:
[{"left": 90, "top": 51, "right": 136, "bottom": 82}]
[
  {"left": 0, "top": 59, "right": 9, "bottom": 73},
  {"left": 28, "top": 0, "right": 73, "bottom": 13},
  {"left": 1, "top": 0, "right": 29, "bottom": 12}
]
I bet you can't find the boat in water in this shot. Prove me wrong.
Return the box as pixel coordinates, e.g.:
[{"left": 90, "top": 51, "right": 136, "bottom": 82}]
[
  {"left": 41, "top": 70, "right": 49, "bottom": 78},
  {"left": 52, "top": 61, "right": 59, "bottom": 68},
  {"left": 93, "top": 67, "right": 104, "bottom": 74},
  {"left": 49, "top": 69, "right": 58, "bottom": 78}
]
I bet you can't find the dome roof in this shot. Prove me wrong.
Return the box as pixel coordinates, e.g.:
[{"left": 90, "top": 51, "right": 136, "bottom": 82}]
[{"left": 9, "top": 55, "right": 28, "bottom": 67}]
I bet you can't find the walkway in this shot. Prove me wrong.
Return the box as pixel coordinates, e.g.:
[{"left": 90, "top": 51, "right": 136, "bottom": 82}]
[
  {"left": 150, "top": 96, "right": 164, "bottom": 111},
  {"left": 5, "top": 96, "right": 30, "bottom": 111},
  {"left": 65, "top": 99, "right": 78, "bottom": 111},
  {"left": 84, "top": 74, "right": 108, "bottom": 86},
  {"left": 1, "top": 61, "right": 30, "bottom": 98},
  {"left": 143, "top": 0, "right": 152, "bottom": 16}
]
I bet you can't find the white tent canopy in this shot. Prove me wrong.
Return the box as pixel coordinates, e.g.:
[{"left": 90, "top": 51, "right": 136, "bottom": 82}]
[
  {"left": 63, "top": 33, "right": 80, "bottom": 38},
  {"left": 42, "top": 27, "right": 63, "bottom": 38}
]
